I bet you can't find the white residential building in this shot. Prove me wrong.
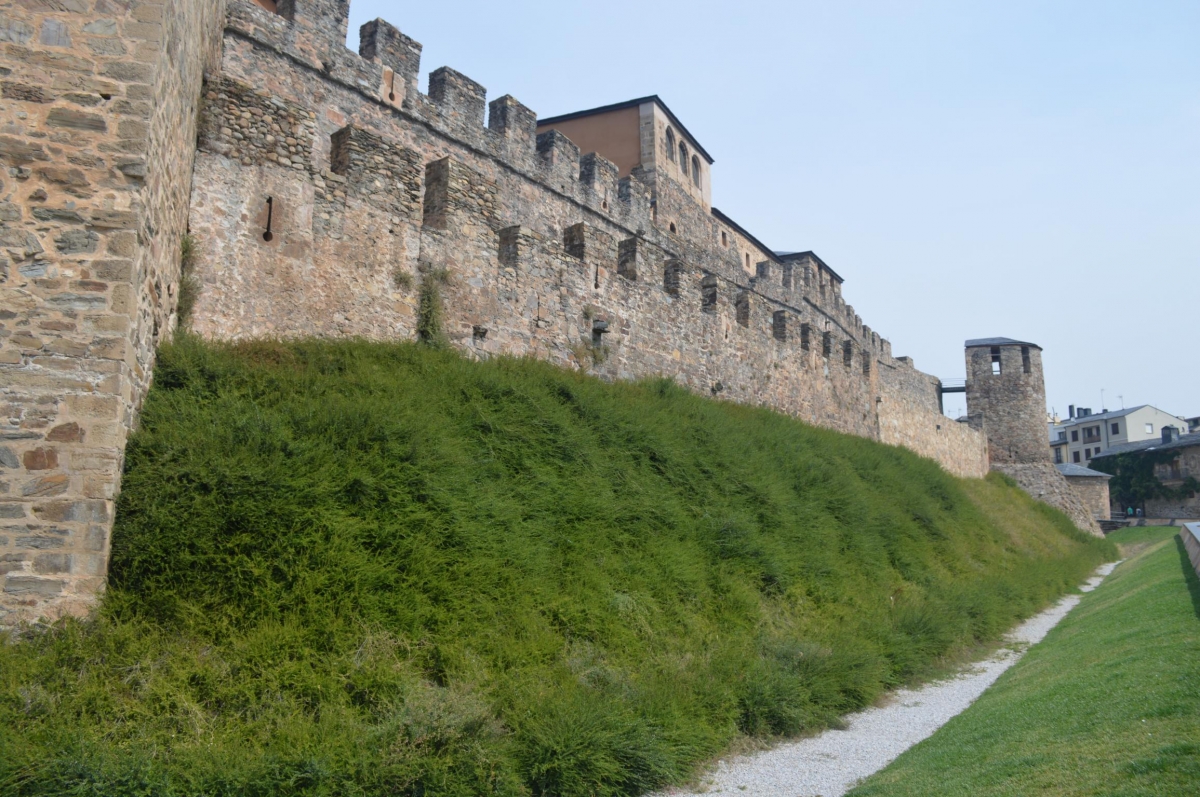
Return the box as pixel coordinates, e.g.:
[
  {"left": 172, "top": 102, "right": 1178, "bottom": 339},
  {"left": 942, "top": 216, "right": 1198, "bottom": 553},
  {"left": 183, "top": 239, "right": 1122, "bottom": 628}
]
[{"left": 1049, "top": 405, "right": 1189, "bottom": 467}]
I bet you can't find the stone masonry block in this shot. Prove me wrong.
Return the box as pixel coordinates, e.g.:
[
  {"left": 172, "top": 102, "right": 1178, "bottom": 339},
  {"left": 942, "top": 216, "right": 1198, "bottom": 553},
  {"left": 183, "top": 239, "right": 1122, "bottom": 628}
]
[
  {"left": 429, "top": 67, "right": 486, "bottom": 133},
  {"left": 359, "top": 18, "right": 422, "bottom": 103},
  {"left": 489, "top": 95, "right": 537, "bottom": 151}
]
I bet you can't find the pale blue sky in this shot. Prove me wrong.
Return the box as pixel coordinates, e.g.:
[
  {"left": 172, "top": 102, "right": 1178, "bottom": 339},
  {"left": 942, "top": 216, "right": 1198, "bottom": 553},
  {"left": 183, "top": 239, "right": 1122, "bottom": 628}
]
[{"left": 348, "top": 1, "right": 1198, "bottom": 420}]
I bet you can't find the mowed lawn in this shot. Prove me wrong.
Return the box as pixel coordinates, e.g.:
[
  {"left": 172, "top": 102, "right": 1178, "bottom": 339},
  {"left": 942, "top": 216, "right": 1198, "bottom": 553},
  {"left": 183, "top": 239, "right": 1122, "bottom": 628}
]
[{"left": 850, "top": 526, "right": 1200, "bottom": 797}]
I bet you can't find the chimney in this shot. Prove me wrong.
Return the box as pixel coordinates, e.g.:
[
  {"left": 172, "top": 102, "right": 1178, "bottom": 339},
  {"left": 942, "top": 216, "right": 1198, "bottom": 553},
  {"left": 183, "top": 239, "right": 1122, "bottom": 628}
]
[
  {"left": 1162, "top": 426, "right": 1179, "bottom": 444},
  {"left": 1068, "top": 405, "right": 1075, "bottom": 419}
]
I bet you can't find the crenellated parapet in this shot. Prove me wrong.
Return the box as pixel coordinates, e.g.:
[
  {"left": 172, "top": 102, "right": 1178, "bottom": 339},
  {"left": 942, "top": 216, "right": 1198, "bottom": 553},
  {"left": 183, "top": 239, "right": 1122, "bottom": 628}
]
[{"left": 191, "top": 0, "right": 982, "bottom": 467}]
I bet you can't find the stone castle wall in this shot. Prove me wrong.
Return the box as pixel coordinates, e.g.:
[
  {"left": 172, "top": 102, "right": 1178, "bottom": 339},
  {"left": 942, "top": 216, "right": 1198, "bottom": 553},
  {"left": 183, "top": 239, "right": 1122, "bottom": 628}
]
[
  {"left": 2, "top": 0, "right": 995, "bottom": 625},
  {"left": 187, "top": 0, "right": 990, "bottom": 459},
  {"left": 877, "top": 358, "right": 988, "bottom": 479},
  {"left": 0, "top": 0, "right": 226, "bottom": 625},
  {"left": 1065, "top": 476, "right": 1111, "bottom": 522}
]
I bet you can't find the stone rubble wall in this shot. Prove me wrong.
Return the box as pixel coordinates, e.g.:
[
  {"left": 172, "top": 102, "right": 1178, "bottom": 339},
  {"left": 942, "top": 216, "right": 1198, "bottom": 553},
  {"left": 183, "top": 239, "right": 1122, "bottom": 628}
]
[
  {"left": 993, "top": 463, "right": 1103, "bottom": 536},
  {"left": 187, "top": 1, "right": 990, "bottom": 455},
  {"left": 1064, "top": 476, "right": 1111, "bottom": 522},
  {"left": 0, "top": 0, "right": 226, "bottom": 626},
  {"left": 877, "top": 359, "right": 989, "bottom": 479},
  {"left": 966, "top": 344, "right": 1051, "bottom": 466},
  {"left": 1, "top": 0, "right": 996, "bottom": 625}
]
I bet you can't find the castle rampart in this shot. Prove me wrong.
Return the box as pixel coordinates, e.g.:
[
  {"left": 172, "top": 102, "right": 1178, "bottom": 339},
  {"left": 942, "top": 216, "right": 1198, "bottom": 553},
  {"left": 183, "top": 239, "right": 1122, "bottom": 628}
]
[{"left": 2, "top": 0, "right": 999, "bottom": 625}]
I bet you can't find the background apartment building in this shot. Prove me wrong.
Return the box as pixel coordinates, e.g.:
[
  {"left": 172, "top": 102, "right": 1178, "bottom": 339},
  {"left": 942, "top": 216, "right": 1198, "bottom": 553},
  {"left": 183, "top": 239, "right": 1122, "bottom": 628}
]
[{"left": 1050, "top": 405, "right": 1190, "bottom": 466}]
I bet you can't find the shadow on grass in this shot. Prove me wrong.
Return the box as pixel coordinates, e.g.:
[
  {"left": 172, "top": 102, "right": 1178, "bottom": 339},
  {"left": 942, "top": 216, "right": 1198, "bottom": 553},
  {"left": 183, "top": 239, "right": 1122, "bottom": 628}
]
[{"left": 1173, "top": 534, "right": 1200, "bottom": 623}]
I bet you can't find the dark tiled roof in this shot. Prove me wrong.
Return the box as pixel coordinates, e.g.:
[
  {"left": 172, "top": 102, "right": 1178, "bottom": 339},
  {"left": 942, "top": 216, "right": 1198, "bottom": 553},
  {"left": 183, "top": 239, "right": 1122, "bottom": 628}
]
[
  {"left": 711, "top": 208, "right": 781, "bottom": 264},
  {"left": 1090, "top": 433, "right": 1200, "bottom": 459},
  {"left": 964, "top": 337, "right": 1041, "bottom": 349},
  {"left": 537, "top": 95, "right": 715, "bottom": 164},
  {"left": 1055, "top": 463, "right": 1112, "bottom": 479},
  {"left": 774, "top": 251, "right": 844, "bottom": 283},
  {"left": 1055, "top": 405, "right": 1151, "bottom": 427}
]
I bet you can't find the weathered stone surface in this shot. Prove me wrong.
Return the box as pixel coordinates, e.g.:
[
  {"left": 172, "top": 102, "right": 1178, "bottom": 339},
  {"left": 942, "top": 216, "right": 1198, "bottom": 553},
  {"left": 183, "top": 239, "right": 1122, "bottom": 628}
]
[{"left": 0, "top": 0, "right": 228, "bottom": 625}]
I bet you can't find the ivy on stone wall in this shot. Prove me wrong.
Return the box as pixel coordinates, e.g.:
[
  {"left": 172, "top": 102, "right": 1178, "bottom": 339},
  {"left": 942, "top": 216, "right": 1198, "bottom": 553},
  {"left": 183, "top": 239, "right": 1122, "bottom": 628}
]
[{"left": 1089, "top": 449, "right": 1199, "bottom": 509}]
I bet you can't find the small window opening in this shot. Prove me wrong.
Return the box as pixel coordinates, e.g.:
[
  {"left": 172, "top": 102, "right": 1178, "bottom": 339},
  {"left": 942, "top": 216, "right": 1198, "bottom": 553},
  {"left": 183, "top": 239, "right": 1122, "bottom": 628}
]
[
  {"left": 1111, "top": 422, "right": 1119, "bottom": 435},
  {"left": 665, "top": 128, "right": 676, "bottom": 163},
  {"left": 1072, "top": 450, "right": 1081, "bottom": 463},
  {"left": 691, "top": 155, "right": 701, "bottom": 187},
  {"left": 1145, "top": 423, "right": 1154, "bottom": 434},
  {"left": 262, "top": 196, "right": 274, "bottom": 241},
  {"left": 990, "top": 346, "right": 1002, "bottom": 376},
  {"left": 1021, "top": 346, "right": 1031, "bottom": 374},
  {"left": 822, "top": 331, "right": 832, "bottom": 359},
  {"left": 721, "top": 231, "right": 727, "bottom": 247},
  {"left": 472, "top": 325, "right": 488, "bottom": 341},
  {"left": 669, "top": 222, "right": 677, "bottom": 234},
  {"left": 862, "top": 354, "right": 871, "bottom": 377},
  {"left": 1054, "top": 448, "right": 1063, "bottom": 464},
  {"left": 679, "top": 143, "right": 689, "bottom": 177},
  {"left": 601, "top": 199, "right": 608, "bottom": 211},
  {"left": 388, "top": 70, "right": 397, "bottom": 102},
  {"left": 843, "top": 340, "right": 853, "bottom": 367},
  {"left": 745, "top": 253, "right": 750, "bottom": 269},
  {"left": 800, "top": 323, "right": 811, "bottom": 351}
]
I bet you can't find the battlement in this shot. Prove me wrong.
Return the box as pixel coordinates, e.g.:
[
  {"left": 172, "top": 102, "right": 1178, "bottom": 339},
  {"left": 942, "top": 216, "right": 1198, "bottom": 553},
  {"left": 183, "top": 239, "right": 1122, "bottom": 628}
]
[{"left": 194, "top": 4, "right": 982, "bottom": 469}]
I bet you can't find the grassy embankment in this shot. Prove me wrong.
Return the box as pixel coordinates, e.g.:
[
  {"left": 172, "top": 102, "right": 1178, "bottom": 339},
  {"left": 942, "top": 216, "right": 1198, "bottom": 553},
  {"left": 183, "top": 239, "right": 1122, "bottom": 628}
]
[
  {"left": 850, "top": 526, "right": 1200, "bottom": 797},
  {"left": 0, "top": 337, "right": 1114, "bottom": 796}
]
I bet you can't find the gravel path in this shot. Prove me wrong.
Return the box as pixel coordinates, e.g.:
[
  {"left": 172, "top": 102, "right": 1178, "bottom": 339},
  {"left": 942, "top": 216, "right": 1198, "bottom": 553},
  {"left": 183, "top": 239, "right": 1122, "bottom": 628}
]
[{"left": 657, "top": 561, "right": 1122, "bottom": 797}]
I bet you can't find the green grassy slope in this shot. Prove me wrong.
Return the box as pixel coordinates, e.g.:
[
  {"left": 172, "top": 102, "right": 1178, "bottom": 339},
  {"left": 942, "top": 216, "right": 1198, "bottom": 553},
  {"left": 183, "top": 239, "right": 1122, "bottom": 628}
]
[
  {"left": 849, "top": 526, "right": 1200, "bottom": 797},
  {"left": 0, "top": 338, "right": 1114, "bottom": 797}
]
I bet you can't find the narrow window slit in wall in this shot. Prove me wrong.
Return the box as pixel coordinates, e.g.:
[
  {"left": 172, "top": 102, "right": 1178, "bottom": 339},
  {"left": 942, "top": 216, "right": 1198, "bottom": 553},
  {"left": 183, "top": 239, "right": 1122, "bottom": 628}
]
[
  {"left": 843, "top": 340, "right": 853, "bottom": 367},
  {"left": 592, "top": 319, "right": 609, "bottom": 348},
  {"left": 721, "top": 231, "right": 727, "bottom": 247},
  {"left": 822, "top": 331, "right": 832, "bottom": 359},
  {"left": 262, "top": 196, "right": 274, "bottom": 242},
  {"left": 669, "top": 222, "right": 677, "bottom": 234},
  {"left": 862, "top": 354, "right": 871, "bottom": 377},
  {"left": 388, "top": 70, "right": 397, "bottom": 102},
  {"left": 594, "top": 265, "right": 600, "bottom": 290},
  {"left": 1021, "top": 346, "right": 1031, "bottom": 374},
  {"left": 801, "top": 323, "right": 811, "bottom": 351},
  {"left": 990, "top": 346, "right": 1002, "bottom": 375}
]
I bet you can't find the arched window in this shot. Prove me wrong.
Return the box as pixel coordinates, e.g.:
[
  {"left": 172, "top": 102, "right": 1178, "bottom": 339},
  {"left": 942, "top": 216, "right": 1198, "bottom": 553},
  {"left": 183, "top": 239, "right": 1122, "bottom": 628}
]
[
  {"left": 679, "top": 143, "right": 689, "bottom": 178},
  {"left": 665, "top": 127, "right": 676, "bottom": 163},
  {"left": 691, "top": 155, "right": 701, "bottom": 187}
]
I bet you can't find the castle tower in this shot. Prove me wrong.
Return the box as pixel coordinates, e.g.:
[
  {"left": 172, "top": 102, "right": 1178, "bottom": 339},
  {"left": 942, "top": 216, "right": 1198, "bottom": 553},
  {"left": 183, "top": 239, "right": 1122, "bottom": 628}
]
[{"left": 964, "top": 338, "right": 1050, "bottom": 465}]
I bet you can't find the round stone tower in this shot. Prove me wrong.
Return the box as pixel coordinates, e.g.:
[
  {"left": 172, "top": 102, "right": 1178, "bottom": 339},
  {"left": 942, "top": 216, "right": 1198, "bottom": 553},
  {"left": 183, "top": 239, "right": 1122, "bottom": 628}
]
[{"left": 964, "top": 338, "right": 1050, "bottom": 465}]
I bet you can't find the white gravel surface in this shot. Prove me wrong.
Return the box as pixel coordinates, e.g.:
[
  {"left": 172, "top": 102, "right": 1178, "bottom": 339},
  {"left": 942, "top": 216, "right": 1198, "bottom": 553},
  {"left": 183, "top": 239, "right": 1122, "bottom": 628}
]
[{"left": 657, "top": 561, "right": 1122, "bottom": 797}]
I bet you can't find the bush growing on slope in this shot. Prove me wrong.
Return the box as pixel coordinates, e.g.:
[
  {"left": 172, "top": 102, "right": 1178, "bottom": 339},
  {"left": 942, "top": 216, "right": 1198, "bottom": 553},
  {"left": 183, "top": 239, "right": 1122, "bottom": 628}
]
[{"left": 0, "top": 337, "right": 1115, "bottom": 796}]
